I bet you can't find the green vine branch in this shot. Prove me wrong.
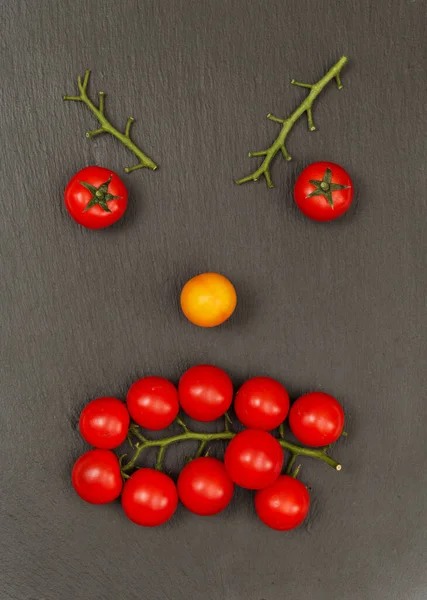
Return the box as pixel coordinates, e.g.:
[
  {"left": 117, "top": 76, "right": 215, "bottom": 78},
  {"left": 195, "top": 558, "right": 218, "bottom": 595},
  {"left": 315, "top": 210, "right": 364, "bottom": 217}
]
[
  {"left": 64, "top": 70, "right": 158, "bottom": 173},
  {"left": 121, "top": 419, "right": 342, "bottom": 474},
  {"left": 236, "top": 56, "right": 348, "bottom": 188}
]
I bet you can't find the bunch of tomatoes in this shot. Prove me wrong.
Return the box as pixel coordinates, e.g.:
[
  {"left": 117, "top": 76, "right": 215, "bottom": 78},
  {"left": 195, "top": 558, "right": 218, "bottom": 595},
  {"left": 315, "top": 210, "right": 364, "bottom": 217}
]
[{"left": 72, "top": 365, "right": 345, "bottom": 531}]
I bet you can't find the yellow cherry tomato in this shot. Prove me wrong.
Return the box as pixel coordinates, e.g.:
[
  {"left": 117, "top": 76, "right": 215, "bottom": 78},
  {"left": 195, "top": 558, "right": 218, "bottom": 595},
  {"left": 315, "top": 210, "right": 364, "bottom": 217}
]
[{"left": 180, "top": 273, "right": 237, "bottom": 328}]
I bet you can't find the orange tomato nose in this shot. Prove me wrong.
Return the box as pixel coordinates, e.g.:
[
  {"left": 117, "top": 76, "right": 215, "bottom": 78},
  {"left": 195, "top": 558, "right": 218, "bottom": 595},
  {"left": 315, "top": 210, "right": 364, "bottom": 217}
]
[{"left": 180, "top": 272, "right": 237, "bottom": 328}]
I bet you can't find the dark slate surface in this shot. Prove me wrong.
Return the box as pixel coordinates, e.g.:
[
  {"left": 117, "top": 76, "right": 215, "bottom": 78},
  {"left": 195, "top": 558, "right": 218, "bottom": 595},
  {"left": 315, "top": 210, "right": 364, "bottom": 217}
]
[{"left": 1, "top": 1, "right": 426, "bottom": 599}]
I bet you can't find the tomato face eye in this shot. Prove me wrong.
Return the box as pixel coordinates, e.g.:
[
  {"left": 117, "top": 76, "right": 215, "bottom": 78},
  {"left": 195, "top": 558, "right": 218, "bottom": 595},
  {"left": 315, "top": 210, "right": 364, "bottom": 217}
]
[
  {"left": 64, "top": 166, "right": 128, "bottom": 229},
  {"left": 294, "top": 162, "right": 353, "bottom": 221}
]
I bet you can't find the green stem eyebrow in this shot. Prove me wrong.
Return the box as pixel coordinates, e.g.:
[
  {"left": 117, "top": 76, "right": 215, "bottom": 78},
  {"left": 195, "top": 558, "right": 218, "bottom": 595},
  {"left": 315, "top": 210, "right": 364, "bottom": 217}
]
[
  {"left": 64, "top": 70, "right": 158, "bottom": 174},
  {"left": 236, "top": 56, "right": 348, "bottom": 188}
]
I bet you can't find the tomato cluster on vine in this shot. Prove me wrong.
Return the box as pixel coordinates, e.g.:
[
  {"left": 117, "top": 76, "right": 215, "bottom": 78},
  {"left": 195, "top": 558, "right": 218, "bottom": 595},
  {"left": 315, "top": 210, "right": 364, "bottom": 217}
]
[{"left": 72, "top": 365, "right": 345, "bottom": 531}]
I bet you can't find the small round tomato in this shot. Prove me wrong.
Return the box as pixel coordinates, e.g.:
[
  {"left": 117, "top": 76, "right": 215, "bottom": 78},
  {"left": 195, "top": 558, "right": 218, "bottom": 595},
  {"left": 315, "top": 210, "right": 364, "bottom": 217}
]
[
  {"left": 294, "top": 161, "right": 353, "bottom": 222},
  {"left": 126, "top": 377, "right": 179, "bottom": 430},
  {"left": 255, "top": 475, "right": 310, "bottom": 531},
  {"left": 177, "top": 457, "right": 234, "bottom": 516},
  {"left": 224, "top": 429, "right": 284, "bottom": 490},
  {"left": 180, "top": 272, "right": 237, "bottom": 328},
  {"left": 71, "top": 449, "right": 123, "bottom": 504},
  {"left": 234, "top": 377, "right": 290, "bottom": 431},
  {"left": 289, "top": 392, "right": 345, "bottom": 447},
  {"left": 79, "top": 397, "right": 130, "bottom": 449},
  {"left": 121, "top": 468, "right": 178, "bottom": 527},
  {"left": 64, "top": 166, "right": 128, "bottom": 229},
  {"left": 178, "top": 365, "right": 233, "bottom": 422}
]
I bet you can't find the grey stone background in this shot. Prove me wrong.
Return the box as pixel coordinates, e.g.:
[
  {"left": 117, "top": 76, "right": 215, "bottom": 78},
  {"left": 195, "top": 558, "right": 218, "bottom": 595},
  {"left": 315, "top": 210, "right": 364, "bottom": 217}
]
[{"left": 1, "top": 1, "right": 426, "bottom": 599}]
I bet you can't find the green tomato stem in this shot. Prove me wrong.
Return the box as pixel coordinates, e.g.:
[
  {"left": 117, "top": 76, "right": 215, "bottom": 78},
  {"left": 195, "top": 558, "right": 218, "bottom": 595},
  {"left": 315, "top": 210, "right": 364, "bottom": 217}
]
[
  {"left": 286, "top": 453, "right": 297, "bottom": 475},
  {"left": 64, "top": 70, "right": 158, "bottom": 173},
  {"left": 236, "top": 56, "right": 348, "bottom": 188},
  {"left": 121, "top": 420, "right": 342, "bottom": 474}
]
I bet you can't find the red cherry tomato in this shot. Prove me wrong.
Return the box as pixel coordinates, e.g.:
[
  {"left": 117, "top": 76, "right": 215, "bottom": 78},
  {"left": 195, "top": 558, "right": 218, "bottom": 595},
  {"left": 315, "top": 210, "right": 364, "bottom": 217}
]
[
  {"left": 71, "top": 449, "right": 123, "bottom": 504},
  {"left": 294, "top": 161, "right": 353, "bottom": 222},
  {"left": 289, "top": 392, "right": 345, "bottom": 447},
  {"left": 79, "top": 397, "right": 130, "bottom": 449},
  {"left": 121, "top": 468, "right": 178, "bottom": 527},
  {"left": 126, "top": 377, "right": 179, "bottom": 430},
  {"left": 64, "top": 166, "right": 128, "bottom": 229},
  {"left": 255, "top": 475, "right": 310, "bottom": 531},
  {"left": 178, "top": 365, "right": 233, "bottom": 422},
  {"left": 234, "top": 377, "right": 290, "bottom": 431},
  {"left": 224, "top": 429, "right": 284, "bottom": 489},
  {"left": 177, "top": 457, "right": 234, "bottom": 516}
]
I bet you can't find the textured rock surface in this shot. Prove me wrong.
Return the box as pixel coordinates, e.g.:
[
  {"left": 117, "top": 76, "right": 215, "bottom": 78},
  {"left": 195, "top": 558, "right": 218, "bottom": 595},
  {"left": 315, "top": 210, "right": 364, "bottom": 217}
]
[{"left": 1, "top": 1, "right": 426, "bottom": 599}]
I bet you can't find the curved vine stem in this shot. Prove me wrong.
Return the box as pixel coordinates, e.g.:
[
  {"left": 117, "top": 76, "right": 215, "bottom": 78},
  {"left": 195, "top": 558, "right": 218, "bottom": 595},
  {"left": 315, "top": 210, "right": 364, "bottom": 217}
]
[
  {"left": 235, "top": 56, "right": 348, "bottom": 188},
  {"left": 64, "top": 70, "right": 158, "bottom": 173},
  {"left": 286, "top": 453, "right": 297, "bottom": 475},
  {"left": 121, "top": 419, "right": 342, "bottom": 474},
  {"left": 155, "top": 446, "right": 166, "bottom": 471}
]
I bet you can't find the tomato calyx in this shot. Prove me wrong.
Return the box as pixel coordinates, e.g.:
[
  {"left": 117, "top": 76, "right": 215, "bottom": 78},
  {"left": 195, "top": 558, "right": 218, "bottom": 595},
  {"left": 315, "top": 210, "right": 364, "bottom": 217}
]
[
  {"left": 306, "top": 167, "right": 349, "bottom": 208},
  {"left": 79, "top": 175, "right": 122, "bottom": 213}
]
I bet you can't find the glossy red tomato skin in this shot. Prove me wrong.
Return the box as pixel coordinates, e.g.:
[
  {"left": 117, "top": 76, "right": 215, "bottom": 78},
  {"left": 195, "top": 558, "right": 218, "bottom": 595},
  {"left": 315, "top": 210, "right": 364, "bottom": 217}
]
[
  {"left": 126, "top": 377, "right": 179, "bottom": 430},
  {"left": 64, "top": 166, "right": 128, "bottom": 229},
  {"left": 79, "top": 397, "right": 130, "bottom": 449},
  {"left": 178, "top": 365, "right": 233, "bottom": 422},
  {"left": 121, "top": 469, "right": 178, "bottom": 527},
  {"left": 255, "top": 475, "right": 310, "bottom": 531},
  {"left": 294, "top": 161, "right": 353, "bottom": 222},
  {"left": 289, "top": 392, "right": 345, "bottom": 447},
  {"left": 234, "top": 377, "right": 290, "bottom": 430},
  {"left": 224, "top": 429, "right": 284, "bottom": 490},
  {"left": 177, "top": 457, "right": 234, "bottom": 516},
  {"left": 71, "top": 449, "right": 123, "bottom": 504}
]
